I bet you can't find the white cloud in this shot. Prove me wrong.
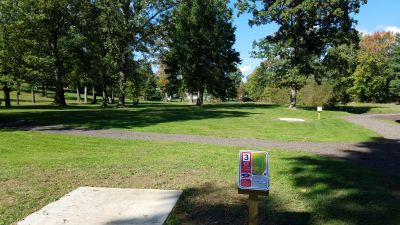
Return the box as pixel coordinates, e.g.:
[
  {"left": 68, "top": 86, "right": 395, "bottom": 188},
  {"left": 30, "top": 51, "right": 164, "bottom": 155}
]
[
  {"left": 240, "top": 65, "right": 252, "bottom": 74},
  {"left": 356, "top": 27, "right": 372, "bottom": 36},
  {"left": 383, "top": 26, "right": 400, "bottom": 34},
  {"left": 357, "top": 25, "right": 400, "bottom": 36}
]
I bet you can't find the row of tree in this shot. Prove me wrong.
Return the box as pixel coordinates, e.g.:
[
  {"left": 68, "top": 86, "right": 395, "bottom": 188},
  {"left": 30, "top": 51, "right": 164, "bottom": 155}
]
[
  {"left": 246, "top": 31, "right": 400, "bottom": 105},
  {"left": 0, "top": 0, "right": 241, "bottom": 108},
  {"left": 4, "top": 0, "right": 389, "bottom": 109}
]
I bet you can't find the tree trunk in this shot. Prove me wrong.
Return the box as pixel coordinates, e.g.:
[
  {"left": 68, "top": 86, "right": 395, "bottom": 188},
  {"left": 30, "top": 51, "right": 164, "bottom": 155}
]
[
  {"left": 91, "top": 86, "right": 97, "bottom": 104},
  {"left": 102, "top": 90, "right": 107, "bottom": 107},
  {"left": 101, "top": 69, "right": 107, "bottom": 108},
  {"left": 76, "top": 83, "right": 81, "bottom": 103},
  {"left": 44, "top": 85, "right": 48, "bottom": 98},
  {"left": 196, "top": 88, "right": 204, "bottom": 106},
  {"left": 289, "top": 85, "right": 297, "bottom": 109},
  {"left": 41, "top": 83, "right": 46, "bottom": 97},
  {"left": 54, "top": 70, "right": 66, "bottom": 106},
  {"left": 3, "top": 83, "right": 11, "bottom": 108},
  {"left": 32, "top": 87, "right": 36, "bottom": 104},
  {"left": 16, "top": 92, "right": 20, "bottom": 105},
  {"left": 111, "top": 88, "right": 115, "bottom": 104},
  {"left": 84, "top": 86, "right": 88, "bottom": 103},
  {"left": 118, "top": 71, "right": 126, "bottom": 107},
  {"left": 16, "top": 83, "right": 20, "bottom": 105},
  {"left": 52, "top": 34, "right": 67, "bottom": 107}
]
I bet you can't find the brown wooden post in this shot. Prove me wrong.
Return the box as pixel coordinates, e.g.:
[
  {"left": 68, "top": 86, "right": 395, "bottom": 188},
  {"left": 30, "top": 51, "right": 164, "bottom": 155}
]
[
  {"left": 238, "top": 189, "right": 268, "bottom": 225},
  {"left": 248, "top": 194, "right": 259, "bottom": 225}
]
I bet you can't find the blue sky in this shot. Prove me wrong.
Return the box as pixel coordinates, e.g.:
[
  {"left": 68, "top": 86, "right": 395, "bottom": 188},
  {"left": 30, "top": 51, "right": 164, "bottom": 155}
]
[{"left": 233, "top": 0, "right": 400, "bottom": 78}]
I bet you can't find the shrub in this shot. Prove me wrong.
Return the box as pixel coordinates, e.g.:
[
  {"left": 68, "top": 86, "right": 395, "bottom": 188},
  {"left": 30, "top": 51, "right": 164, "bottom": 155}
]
[{"left": 298, "top": 82, "right": 334, "bottom": 107}]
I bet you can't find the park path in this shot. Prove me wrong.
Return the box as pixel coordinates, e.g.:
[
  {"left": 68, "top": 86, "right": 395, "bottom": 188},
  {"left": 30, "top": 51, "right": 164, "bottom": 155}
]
[
  {"left": 5, "top": 113, "right": 399, "bottom": 175},
  {"left": 342, "top": 113, "right": 400, "bottom": 140}
]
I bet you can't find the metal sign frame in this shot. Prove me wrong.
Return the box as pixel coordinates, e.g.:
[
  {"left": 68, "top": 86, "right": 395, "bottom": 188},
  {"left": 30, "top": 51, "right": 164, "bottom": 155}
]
[{"left": 238, "top": 150, "right": 269, "bottom": 192}]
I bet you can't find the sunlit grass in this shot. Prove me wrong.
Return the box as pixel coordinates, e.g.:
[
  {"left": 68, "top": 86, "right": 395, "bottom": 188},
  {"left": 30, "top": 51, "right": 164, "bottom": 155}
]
[
  {"left": 0, "top": 92, "right": 388, "bottom": 142},
  {"left": 0, "top": 130, "right": 398, "bottom": 225}
]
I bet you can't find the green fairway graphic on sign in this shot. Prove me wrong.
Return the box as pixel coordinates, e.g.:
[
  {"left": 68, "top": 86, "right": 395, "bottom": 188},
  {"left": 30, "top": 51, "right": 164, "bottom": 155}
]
[
  {"left": 252, "top": 152, "right": 266, "bottom": 176},
  {"left": 238, "top": 150, "right": 269, "bottom": 191}
]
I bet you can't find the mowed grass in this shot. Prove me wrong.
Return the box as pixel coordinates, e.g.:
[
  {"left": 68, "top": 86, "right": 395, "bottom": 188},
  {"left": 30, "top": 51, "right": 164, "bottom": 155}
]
[
  {"left": 1, "top": 92, "right": 394, "bottom": 142},
  {"left": 345, "top": 102, "right": 400, "bottom": 114},
  {"left": 0, "top": 130, "right": 399, "bottom": 225}
]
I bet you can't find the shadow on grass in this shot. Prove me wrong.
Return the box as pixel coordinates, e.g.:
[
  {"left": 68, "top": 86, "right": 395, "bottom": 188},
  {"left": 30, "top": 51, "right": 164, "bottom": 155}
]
[
  {"left": 288, "top": 156, "right": 400, "bottom": 225},
  {"left": 0, "top": 104, "right": 266, "bottom": 130},
  {"left": 0, "top": 104, "right": 98, "bottom": 110},
  {"left": 165, "top": 183, "right": 311, "bottom": 225},
  {"left": 340, "top": 138, "right": 400, "bottom": 176},
  {"left": 300, "top": 106, "right": 379, "bottom": 114},
  {"left": 166, "top": 157, "right": 400, "bottom": 225}
]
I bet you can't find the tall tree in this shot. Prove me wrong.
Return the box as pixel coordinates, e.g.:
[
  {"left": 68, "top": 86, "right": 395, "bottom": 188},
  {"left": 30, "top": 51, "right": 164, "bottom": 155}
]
[
  {"left": 165, "top": 0, "right": 240, "bottom": 106},
  {"left": 236, "top": 0, "right": 366, "bottom": 108},
  {"left": 225, "top": 69, "right": 243, "bottom": 100},
  {"left": 41, "top": 0, "right": 73, "bottom": 106},
  {"left": 0, "top": 0, "right": 25, "bottom": 108},
  {"left": 350, "top": 32, "right": 396, "bottom": 102},
  {"left": 389, "top": 34, "right": 400, "bottom": 103},
  {"left": 321, "top": 43, "right": 358, "bottom": 104}
]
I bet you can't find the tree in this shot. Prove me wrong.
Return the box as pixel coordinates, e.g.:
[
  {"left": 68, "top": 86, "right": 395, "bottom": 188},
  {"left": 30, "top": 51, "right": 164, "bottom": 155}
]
[
  {"left": 0, "top": 0, "right": 25, "bottom": 108},
  {"left": 165, "top": 0, "right": 240, "bottom": 106},
  {"left": 246, "top": 62, "right": 277, "bottom": 101},
  {"left": 225, "top": 69, "right": 243, "bottom": 100},
  {"left": 39, "top": 0, "right": 74, "bottom": 106},
  {"left": 391, "top": 34, "right": 400, "bottom": 78},
  {"left": 349, "top": 32, "right": 396, "bottom": 102},
  {"left": 236, "top": 0, "right": 366, "bottom": 108},
  {"left": 237, "top": 81, "right": 249, "bottom": 100},
  {"left": 321, "top": 43, "right": 358, "bottom": 104},
  {"left": 389, "top": 79, "right": 400, "bottom": 103},
  {"left": 389, "top": 34, "right": 400, "bottom": 103}
]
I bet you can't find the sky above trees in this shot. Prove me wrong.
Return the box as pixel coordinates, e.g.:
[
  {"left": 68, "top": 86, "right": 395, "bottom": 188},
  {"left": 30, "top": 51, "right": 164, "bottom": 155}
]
[{"left": 233, "top": 0, "right": 400, "bottom": 78}]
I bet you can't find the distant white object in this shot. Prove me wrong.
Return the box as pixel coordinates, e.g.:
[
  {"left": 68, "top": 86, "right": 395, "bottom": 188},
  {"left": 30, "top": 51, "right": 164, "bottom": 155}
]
[
  {"left": 278, "top": 118, "right": 305, "bottom": 122},
  {"left": 317, "top": 106, "right": 323, "bottom": 112}
]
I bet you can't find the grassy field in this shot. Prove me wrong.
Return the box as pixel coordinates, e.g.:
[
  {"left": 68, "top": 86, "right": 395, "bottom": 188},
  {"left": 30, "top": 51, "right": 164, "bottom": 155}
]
[
  {"left": 345, "top": 102, "right": 400, "bottom": 114},
  {"left": 0, "top": 130, "right": 399, "bottom": 225},
  {"left": 2, "top": 92, "right": 399, "bottom": 142}
]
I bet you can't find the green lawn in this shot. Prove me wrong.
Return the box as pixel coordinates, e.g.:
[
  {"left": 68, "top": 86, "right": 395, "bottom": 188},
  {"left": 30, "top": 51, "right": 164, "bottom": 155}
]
[
  {"left": 0, "top": 130, "right": 399, "bottom": 225},
  {"left": 344, "top": 102, "right": 400, "bottom": 114},
  {"left": 1, "top": 92, "right": 394, "bottom": 142}
]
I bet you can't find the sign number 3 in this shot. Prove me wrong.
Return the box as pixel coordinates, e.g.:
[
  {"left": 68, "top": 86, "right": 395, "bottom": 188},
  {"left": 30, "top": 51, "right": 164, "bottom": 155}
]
[{"left": 243, "top": 153, "right": 251, "bottom": 161}]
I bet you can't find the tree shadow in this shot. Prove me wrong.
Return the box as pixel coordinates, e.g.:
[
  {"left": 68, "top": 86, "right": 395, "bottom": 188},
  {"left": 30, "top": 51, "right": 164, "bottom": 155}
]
[
  {"left": 203, "top": 103, "right": 280, "bottom": 110},
  {"left": 164, "top": 183, "right": 311, "bottom": 225},
  {"left": 1, "top": 104, "right": 97, "bottom": 110},
  {"left": 0, "top": 105, "right": 256, "bottom": 130},
  {"left": 288, "top": 155, "right": 400, "bottom": 225},
  {"left": 338, "top": 138, "right": 400, "bottom": 176},
  {"left": 299, "top": 106, "right": 378, "bottom": 114}
]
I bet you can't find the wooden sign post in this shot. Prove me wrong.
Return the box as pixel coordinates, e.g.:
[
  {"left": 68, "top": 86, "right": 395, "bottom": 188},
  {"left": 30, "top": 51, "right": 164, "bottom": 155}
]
[
  {"left": 238, "top": 150, "right": 269, "bottom": 225},
  {"left": 317, "top": 106, "right": 323, "bottom": 120}
]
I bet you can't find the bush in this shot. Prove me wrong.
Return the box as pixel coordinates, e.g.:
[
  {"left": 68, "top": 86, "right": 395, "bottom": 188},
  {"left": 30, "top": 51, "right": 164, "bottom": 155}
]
[
  {"left": 268, "top": 87, "right": 289, "bottom": 105},
  {"left": 298, "top": 82, "right": 334, "bottom": 107},
  {"left": 389, "top": 79, "right": 400, "bottom": 103}
]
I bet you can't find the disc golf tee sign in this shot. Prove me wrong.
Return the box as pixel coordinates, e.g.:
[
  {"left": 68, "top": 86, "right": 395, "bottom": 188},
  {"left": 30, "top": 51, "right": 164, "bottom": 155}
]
[{"left": 238, "top": 150, "right": 269, "bottom": 191}]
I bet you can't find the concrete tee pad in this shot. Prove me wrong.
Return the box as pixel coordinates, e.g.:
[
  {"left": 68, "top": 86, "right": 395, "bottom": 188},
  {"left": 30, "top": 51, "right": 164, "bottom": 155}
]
[
  {"left": 278, "top": 118, "right": 305, "bottom": 122},
  {"left": 18, "top": 187, "right": 182, "bottom": 225}
]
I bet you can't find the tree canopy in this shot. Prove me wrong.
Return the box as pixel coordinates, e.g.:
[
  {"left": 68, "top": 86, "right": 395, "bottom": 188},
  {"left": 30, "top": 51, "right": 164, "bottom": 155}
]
[
  {"left": 164, "top": 0, "right": 240, "bottom": 106},
  {"left": 236, "top": 0, "right": 366, "bottom": 108}
]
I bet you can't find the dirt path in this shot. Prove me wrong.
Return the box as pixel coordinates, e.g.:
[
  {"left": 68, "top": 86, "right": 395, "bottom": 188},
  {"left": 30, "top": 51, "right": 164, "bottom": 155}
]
[{"left": 342, "top": 113, "right": 400, "bottom": 140}]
